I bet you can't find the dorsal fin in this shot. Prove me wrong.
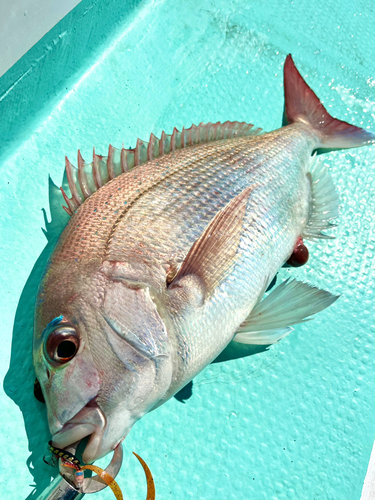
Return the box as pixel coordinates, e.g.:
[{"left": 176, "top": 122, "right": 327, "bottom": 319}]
[{"left": 61, "top": 121, "right": 262, "bottom": 215}]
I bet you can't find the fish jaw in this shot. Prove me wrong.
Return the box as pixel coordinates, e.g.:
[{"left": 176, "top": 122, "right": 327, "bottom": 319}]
[
  {"left": 82, "top": 404, "right": 136, "bottom": 462},
  {"left": 51, "top": 399, "right": 142, "bottom": 462},
  {"left": 51, "top": 401, "right": 106, "bottom": 462},
  {"left": 50, "top": 399, "right": 134, "bottom": 463}
]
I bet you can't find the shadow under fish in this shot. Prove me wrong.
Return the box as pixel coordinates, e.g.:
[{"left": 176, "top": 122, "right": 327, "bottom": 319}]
[{"left": 3, "top": 178, "right": 70, "bottom": 499}]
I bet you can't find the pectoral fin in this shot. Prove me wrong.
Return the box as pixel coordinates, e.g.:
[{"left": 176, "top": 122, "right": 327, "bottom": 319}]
[
  {"left": 233, "top": 279, "right": 339, "bottom": 345},
  {"left": 168, "top": 186, "right": 254, "bottom": 295}
]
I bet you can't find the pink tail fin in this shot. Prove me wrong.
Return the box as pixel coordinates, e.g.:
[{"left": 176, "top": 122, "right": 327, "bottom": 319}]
[{"left": 284, "top": 54, "right": 375, "bottom": 149}]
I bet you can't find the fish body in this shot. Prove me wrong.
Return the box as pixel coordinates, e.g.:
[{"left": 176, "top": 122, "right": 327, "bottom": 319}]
[{"left": 33, "top": 55, "right": 374, "bottom": 462}]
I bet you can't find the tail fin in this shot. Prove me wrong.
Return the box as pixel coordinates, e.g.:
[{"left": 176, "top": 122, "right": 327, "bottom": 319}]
[{"left": 284, "top": 54, "right": 375, "bottom": 149}]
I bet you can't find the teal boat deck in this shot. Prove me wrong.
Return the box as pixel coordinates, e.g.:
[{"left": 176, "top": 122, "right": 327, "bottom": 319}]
[{"left": 1, "top": 0, "right": 375, "bottom": 498}]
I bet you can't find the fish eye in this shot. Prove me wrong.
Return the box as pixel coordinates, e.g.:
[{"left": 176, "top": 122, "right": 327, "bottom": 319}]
[{"left": 44, "top": 326, "right": 80, "bottom": 364}]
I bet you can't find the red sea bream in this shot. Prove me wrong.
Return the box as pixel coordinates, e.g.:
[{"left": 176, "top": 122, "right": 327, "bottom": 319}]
[{"left": 33, "top": 55, "right": 375, "bottom": 462}]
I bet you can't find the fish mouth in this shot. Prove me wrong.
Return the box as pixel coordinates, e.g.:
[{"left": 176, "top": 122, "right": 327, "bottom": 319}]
[{"left": 51, "top": 400, "right": 106, "bottom": 463}]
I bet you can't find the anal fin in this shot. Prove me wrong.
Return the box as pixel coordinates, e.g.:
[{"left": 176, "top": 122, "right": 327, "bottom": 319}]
[
  {"left": 234, "top": 327, "right": 293, "bottom": 345},
  {"left": 233, "top": 279, "right": 339, "bottom": 345}
]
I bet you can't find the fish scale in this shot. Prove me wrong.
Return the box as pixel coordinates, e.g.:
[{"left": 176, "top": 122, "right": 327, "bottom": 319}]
[
  {"left": 34, "top": 55, "right": 375, "bottom": 464},
  {"left": 41, "top": 124, "right": 314, "bottom": 400},
  {"left": 55, "top": 127, "right": 306, "bottom": 271},
  {"left": 56, "top": 136, "right": 258, "bottom": 261},
  {"left": 97, "top": 125, "right": 312, "bottom": 396},
  {"left": 106, "top": 127, "right": 308, "bottom": 270}
]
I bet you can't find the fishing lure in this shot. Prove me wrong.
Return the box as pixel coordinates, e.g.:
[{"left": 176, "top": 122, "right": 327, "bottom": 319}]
[{"left": 45, "top": 442, "right": 155, "bottom": 499}]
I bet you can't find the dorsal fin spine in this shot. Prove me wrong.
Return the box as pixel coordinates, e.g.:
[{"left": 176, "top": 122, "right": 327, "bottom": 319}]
[
  {"left": 61, "top": 121, "right": 262, "bottom": 214},
  {"left": 160, "top": 131, "right": 166, "bottom": 155},
  {"left": 60, "top": 186, "right": 75, "bottom": 215},
  {"left": 120, "top": 147, "right": 127, "bottom": 173},
  {"left": 147, "top": 133, "right": 155, "bottom": 161},
  {"left": 204, "top": 122, "right": 210, "bottom": 141},
  {"left": 217, "top": 122, "right": 222, "bottom": 140},
  {"left": 187, "top": 127, "right": 192, "bottom": 146},
  {"left": 92, "top": 148, "right": 103, "bottom": 189},
  {"left": 191, "top": 125, "right": 196, "bottom": 145},
  {"left": 65, "top": 156, "right": 82, "bottom": 206},
  {"left": 191, "top": 124, "right": 198, "bottom": 144},
  {"left": 181, "top": 128, "right": 186, "bottom": 148},
  {"left": 217, "top": 122, "right": 222, "bottom": 139},
  {"left": 147, "top": 137, "right": 152, "bottom": 162},
  {"left": 107, "top": 145, "right": 115, "bottom": 180},
  {"left": 135, "top": 138, "right": 142, "bottom": 166},
  {"left": 77, "top": 150, "right": 92, "bottom": 198},
  {"left": 213, "top": 122, "right": 220, "bottom": 140},
  {"left": 222, "top": 121, "right": 229, "bottom": 138},
  {"left": 171, "top": 127, "right": 178, "bottom": 151}
]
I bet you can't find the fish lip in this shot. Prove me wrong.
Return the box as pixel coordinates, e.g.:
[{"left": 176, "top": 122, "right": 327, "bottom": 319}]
[{"left": 51, "top": 400, "right": 106, "bottom": 462}]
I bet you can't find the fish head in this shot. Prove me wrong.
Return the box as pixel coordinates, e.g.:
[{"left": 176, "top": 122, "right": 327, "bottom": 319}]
[{"left": 33, "top": 260, "right": 172, "bottom": 462}]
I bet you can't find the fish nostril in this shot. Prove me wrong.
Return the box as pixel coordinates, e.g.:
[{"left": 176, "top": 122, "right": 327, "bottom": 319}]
[{"left": 46, "top": 368, "right": 51, "bottom": 380}]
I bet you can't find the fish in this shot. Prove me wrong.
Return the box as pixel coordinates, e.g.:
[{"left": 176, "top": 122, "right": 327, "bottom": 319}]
[{"left": 33, "top": 55, "right": 375, "bottom": 463}]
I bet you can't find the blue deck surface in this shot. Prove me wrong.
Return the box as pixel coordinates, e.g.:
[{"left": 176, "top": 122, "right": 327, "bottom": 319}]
[{"left": 1, "top": 0, "right": 375, "bottom": 498}]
